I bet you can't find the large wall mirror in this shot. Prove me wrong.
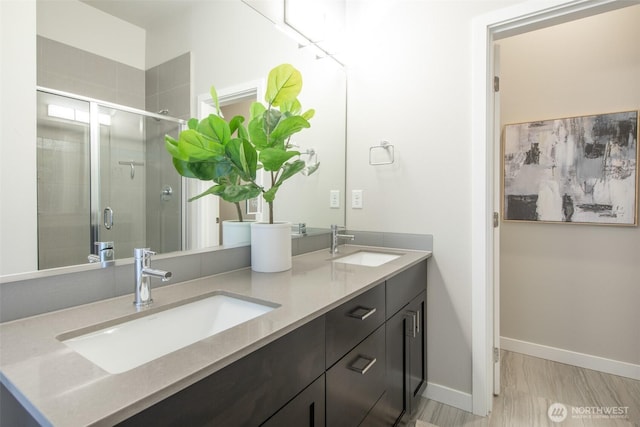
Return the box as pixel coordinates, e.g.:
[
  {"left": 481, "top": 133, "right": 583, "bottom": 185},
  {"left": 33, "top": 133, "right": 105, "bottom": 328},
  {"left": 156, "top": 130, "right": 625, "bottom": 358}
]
[{"left": 9, "top": 0, "right": 346, "bottom": 275}]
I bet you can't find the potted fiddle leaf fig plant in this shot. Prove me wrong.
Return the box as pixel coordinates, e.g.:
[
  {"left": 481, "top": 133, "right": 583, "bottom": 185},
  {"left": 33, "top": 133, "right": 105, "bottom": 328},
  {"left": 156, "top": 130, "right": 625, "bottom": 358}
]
[
  {"left": 246, "top": 63, "right": 317, "bottom": 272},
  {"left": 164, "top": 94, "right": 262, "bottom": 245},
  {"left": 165, "top": 63, "right": 317, "bottom": 271}
]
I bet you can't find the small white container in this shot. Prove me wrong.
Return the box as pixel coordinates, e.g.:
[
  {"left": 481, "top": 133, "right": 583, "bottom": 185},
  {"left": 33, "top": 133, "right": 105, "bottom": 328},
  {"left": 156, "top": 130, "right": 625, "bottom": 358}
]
[
  {"left": 222, "top": 220, "right": 253, "bottom": 246},
  {"left": 250, "top": 222, "right": 292, "bottom": 272}
]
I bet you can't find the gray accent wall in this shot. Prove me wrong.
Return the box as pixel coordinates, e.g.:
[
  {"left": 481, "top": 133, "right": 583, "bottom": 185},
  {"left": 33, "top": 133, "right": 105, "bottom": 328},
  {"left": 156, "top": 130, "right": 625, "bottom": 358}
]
[
  {"left": 37, "top": 36, "right": 145, "bottom": 109},
  {"left": 498, "top": 6, "right": 640, "bottom": 366}
]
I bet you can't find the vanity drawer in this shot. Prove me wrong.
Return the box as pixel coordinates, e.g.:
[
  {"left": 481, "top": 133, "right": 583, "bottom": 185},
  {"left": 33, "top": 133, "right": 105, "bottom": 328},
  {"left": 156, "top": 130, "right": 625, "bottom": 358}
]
[
  {"left": 326, "top": 325, "right": 386, "bottom": 427},
  {"left": 326, "top": 283, "right": 385, "bottom": 368},
  {"left": 386, "top": 261, "right": 427, "bottom": 319}
]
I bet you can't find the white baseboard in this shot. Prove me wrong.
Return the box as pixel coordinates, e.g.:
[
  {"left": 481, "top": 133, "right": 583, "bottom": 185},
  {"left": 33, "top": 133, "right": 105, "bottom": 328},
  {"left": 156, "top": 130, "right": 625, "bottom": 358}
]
[
  {"left": 501, "top": 337, "right": 640, "bottom": 381},
  {"left": 423, "top": 382, "right": 472, "bottom": 412}
]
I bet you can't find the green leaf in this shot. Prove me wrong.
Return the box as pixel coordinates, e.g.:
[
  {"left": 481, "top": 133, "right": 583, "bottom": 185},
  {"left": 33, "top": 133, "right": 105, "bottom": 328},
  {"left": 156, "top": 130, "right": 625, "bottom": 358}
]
[
  {"left": 265, "top": 64, "right": 302, "bottom": 107},
  {"left": 263, "top": 185, "right": 279, "bottom": 203},
  {"left": 189, "top": 184, "right": 225, "bottom": 202},
  {"left": 229, "top": 115, "right": 245, "bottom": 137},
  {"left": 280, "top": 98, "right": 301, "bottom": 114},
  {"left": 165, "top": 135, "right": 184, "bottom": 159},
  {"left": 276, "top": 159, "right": 306, "bottom": 185},
  {"left": 210, "top": 86, "right": 221, "bottom": 116},
  {"left": 187, "top": 118, "right": 198, "bottom": 130},
  {"left": 171, "top": 158, "right": 199, "bottom": 178},
  {"left": 197, "top": 114, "right": 230, "bottom": 145},
  {"left": 263, "top": 109, "right": 283, "bottom": 137},
  {"left": 248, "top": 116, "right": 268, "bottom": 150},
  {"left": 226, "top": 138, "right": 257, "bottom": 180},
  {"left": 222, "top": 184, "right": 262, "bottom": 203},
  {"left": 178, "top": 129, "right": 225, "bottom": 161},
  {"left": 250, "top": 102, "right": 266, "bottom": 120},
  {"left": 302, "top": 109, "right": 315, "bottom": 121},
  {"left": 270, "top": 116, "right": 310, "bottom": 142},
  {"left": 259, "top": 148, "right": 300, "bottom": 172}
]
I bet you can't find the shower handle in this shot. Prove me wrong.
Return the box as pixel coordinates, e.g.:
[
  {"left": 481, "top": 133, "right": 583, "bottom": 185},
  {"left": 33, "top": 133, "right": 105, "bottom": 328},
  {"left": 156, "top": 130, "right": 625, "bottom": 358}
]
[{"left": 104, "top": 207, "right": 113, "bottom": 230}]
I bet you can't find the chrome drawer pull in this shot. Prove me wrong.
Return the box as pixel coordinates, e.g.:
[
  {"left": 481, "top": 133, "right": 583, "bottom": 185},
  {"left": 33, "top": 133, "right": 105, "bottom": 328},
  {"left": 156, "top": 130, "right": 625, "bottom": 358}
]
[
  {"left": 347, "top": 306, "right": 377, "bottom": 320},
  {"left": 348, "top": 356, "right": 377, "bottom": 375}
]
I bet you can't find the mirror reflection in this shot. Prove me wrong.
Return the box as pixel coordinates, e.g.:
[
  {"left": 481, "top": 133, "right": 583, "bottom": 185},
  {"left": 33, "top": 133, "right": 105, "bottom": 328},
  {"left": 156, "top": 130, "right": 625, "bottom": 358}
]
[{"left": 22, "top": 0, "right": 346, "bottom": 273}]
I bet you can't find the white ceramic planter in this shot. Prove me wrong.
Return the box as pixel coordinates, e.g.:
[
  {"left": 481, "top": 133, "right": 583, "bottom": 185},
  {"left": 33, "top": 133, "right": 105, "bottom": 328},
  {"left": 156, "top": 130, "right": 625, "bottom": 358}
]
[
  {"left": 222, "top": 220, "right": 253, "bottom": 246},
  {"left": 250, "top": 222, "right": 292, "bottom": 273}
]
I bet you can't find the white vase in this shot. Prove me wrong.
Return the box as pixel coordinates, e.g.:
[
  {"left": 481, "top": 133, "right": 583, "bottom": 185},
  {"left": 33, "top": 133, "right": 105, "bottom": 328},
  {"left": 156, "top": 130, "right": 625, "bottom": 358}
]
[
  {"left": 250, "top": 222, "right": 292, "bottom": 272},
  {"left": 222, "top": 220, "right": 253, "bottom": 246}
]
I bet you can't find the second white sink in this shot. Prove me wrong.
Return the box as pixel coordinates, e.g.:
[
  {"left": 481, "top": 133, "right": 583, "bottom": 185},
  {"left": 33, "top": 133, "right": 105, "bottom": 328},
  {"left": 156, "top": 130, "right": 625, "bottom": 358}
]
[
  {"left": 60, "top": 293, "right": 278, "bottom": 374},
  {"left": 333, "top": 251, "right": 402, "bottom": 267}
]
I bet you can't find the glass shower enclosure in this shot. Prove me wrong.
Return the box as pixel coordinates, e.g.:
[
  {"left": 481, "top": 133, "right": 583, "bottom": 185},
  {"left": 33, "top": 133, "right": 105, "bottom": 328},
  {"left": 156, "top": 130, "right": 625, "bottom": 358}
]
[{"left": 36, "top": 89, "right": 186, "bottom": 270}]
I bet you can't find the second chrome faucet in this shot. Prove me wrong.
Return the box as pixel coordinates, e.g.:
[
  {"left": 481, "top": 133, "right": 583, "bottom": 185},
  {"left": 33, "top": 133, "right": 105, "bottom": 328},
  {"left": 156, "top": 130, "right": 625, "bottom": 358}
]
[
  {"left": 330, "top": 224, "right": 355, "bottom": 254},
  {"left": 133, "top": 248, "right": 172, "bottom": 308}
]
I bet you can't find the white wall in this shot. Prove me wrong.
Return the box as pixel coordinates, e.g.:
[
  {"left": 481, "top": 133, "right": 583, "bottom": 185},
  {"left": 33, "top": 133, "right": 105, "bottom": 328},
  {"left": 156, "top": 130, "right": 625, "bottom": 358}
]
[
  {"left": 345, "top": 0, "right": 524, "bottom": 395},
  {"left": 37, "top": 0, "right": 145, "bottom": 69},
  {"left": 0, "top": 0, "right": 37, "bottom": 275},
  {"left": 499, "top": 6, "right": 640, "bottom": 366}
]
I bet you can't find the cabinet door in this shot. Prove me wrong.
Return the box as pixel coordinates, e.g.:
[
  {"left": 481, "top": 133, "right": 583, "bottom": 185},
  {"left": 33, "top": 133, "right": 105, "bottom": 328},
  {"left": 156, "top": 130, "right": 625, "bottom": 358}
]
[
  {"left": 407, "top": 291, "right": 427, "bottom": 413},
  {"left": 261, "top": 374, "right": 325, "bottom": 427},
  {"left": 385, "top": 309, "right": 409, "bottom": 425},
  {"left": 386, "top": 290, "right": 428, "bottom": 425}
]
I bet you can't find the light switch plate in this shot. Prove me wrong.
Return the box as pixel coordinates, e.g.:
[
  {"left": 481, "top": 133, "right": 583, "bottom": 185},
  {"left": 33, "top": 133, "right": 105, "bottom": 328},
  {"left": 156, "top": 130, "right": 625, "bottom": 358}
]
[
  {"left": 352, "top": 190, "right": 363, "bottom": 209},
  {"left": 330, "top": 190, "right": 340, "bottom": 208}
]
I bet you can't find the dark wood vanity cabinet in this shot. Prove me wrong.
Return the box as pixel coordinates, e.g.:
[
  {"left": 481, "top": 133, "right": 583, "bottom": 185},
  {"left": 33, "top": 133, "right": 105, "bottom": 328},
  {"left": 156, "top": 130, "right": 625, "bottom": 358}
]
[
  {"left": 118, "top": 317, "right": 325, "bottom": 427},
  {"left": 119, "top": 261, "right": 427, "bottom": 427},
  {"left": 384, "top": 263, "right": 428, "bottom": 426},
  {"left": 261, "top": 374, "right": 325, "bottom": 427}
]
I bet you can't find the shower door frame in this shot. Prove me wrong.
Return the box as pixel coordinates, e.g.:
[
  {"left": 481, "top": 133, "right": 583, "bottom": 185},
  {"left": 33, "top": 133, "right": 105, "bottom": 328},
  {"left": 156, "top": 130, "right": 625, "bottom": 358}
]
[{"left": 37, "top": 87, "right": 187, "bottom": 262}]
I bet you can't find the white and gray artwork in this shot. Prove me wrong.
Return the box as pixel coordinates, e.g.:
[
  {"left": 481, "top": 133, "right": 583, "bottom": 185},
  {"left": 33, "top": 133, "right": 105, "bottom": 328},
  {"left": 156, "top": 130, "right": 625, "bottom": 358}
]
[{"left": 503, "top": 111, "right": 638, "bottom": 225}]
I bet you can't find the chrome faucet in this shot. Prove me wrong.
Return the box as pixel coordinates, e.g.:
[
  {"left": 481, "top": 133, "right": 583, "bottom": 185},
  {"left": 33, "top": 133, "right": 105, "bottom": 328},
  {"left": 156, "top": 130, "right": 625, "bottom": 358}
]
[
  {"left": 330, "top": 224, "right": 354, "bottom": 254},
  {"left": 133, "top": 248, "right": 172, "bottom": 308},
  {"left": 88, "top": 241, "right": 115, "bottom": 267}
]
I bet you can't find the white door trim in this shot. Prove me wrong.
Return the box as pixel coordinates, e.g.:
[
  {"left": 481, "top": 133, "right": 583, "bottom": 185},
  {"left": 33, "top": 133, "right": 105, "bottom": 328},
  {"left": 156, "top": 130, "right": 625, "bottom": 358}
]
[{"left": 470, "top": 0, "right": 634, "bottom": 417}]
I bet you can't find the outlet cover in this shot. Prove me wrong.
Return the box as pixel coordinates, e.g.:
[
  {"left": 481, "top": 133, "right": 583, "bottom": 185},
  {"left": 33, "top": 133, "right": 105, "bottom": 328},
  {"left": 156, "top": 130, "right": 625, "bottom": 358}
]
[
  {"left": 352, "top": 190, "right": 363, "bottom": 209},
  {"left": 330, "top": 190, "right": 340, "bottom": 208}
]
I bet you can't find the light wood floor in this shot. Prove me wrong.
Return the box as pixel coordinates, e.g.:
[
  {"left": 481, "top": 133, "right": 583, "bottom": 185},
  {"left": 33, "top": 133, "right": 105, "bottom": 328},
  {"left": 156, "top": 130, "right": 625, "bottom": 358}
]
[{"left": 410, "top": 350, "right": 640, "bottom": 427}]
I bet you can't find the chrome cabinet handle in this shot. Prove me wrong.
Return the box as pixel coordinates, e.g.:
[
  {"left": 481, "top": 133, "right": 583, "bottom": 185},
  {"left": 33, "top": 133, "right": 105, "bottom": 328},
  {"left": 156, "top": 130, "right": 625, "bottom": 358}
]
[
  {"left": 103, "top": 207, "right": 113, "bottom": 230},
  {"left": 347, "top": 306, "right": 377, "bottom": 320},
  {"left": 405, "top": 311, "right": 418, "bottom": 338},
  {"left": 348, "top": 356, "right": 377, "bottom": 375}
]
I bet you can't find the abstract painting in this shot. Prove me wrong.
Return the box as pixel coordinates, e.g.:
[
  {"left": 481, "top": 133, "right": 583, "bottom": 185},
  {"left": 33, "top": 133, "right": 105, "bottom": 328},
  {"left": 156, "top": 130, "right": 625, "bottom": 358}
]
[{"left": 503, "top": 111, "right": 638, "bottom": 225}]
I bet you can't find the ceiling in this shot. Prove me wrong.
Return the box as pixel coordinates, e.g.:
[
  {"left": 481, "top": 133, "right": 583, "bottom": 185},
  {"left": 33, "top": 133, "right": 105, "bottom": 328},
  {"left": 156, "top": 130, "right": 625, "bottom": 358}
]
[{"left": 79, "top": 0, "right": 196, "bottom": 30}]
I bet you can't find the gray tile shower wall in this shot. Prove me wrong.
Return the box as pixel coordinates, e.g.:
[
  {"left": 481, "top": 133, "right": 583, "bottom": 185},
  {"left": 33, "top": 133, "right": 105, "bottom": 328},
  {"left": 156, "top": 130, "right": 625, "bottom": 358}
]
[
  {"left": 144, "top": 53, "right": 191, "bottom": 253},
  {"left": 37, "top": 36, "right": 145, "bottom": 109},
  {"left": 145, "top": 52, "right": 191, "bottom": 120},
  {"left": 0, "top": 232, "right": 432, "bottom": 323}
]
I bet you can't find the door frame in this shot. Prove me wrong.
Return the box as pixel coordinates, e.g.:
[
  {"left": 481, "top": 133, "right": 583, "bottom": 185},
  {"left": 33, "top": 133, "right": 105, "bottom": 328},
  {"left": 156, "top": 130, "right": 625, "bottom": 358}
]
[{"left": 470, "top": 0, "right": 632, "bottom": 416}]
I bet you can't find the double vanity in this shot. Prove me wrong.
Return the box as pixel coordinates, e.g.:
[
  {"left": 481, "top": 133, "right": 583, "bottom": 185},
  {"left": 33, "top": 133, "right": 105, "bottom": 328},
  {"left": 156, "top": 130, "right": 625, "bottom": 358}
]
[{"left": 0, "top": 245, "right": 431, "bottom": 426}]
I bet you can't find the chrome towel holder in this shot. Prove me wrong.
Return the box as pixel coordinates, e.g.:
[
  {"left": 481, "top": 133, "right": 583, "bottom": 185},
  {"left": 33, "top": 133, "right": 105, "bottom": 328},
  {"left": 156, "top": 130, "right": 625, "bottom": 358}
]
[{"left": 369, "top": 141, "right": 394, "bottom": 165}]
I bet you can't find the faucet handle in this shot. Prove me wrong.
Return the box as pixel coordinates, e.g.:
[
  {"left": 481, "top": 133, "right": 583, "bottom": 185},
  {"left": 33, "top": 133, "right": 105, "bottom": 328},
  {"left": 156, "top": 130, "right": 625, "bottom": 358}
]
[{"left": 134, "top": 248, "right": 156, "bottom": 259}]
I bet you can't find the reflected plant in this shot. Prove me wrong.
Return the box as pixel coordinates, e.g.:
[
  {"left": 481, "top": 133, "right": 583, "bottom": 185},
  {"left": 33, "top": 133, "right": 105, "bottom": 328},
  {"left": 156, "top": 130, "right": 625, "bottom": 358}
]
[{"left": 165, "top": 64, "right": 318, "bottom": 224}]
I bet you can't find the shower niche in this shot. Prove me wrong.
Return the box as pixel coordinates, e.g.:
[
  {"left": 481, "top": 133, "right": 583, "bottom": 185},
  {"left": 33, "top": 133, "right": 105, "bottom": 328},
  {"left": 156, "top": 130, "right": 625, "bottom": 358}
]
[{"left": 36, "top": 89, "right": 185, "bottom": 270}]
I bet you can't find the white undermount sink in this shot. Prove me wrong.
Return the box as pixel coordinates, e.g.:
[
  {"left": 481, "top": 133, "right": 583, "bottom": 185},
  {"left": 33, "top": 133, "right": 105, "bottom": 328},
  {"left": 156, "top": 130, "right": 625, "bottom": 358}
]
[
  {"left": 333, "top": 251, "right": 402, "bottom": 267},
  {"left": 59, "top": 293, "right": 278, "bottom": 374}
]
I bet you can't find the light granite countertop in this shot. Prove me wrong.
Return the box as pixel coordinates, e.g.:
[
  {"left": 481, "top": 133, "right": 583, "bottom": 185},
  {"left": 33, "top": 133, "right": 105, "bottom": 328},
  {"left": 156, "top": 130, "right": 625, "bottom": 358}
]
[{"left": 0, "top": 245, "right": 431, "bottom": 426}]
